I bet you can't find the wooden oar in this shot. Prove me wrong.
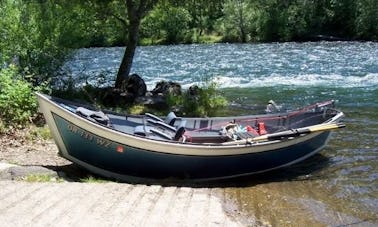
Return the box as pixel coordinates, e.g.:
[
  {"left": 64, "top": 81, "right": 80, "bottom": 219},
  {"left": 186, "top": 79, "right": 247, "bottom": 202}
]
[{"left": 223, "top": 122, "right": 346, "bottom": 145}]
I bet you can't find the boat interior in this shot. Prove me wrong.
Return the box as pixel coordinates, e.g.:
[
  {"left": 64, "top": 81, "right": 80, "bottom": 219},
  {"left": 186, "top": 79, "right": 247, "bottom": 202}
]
[{"left": 56, "top": 97, "right": 339, "bottom": 145}]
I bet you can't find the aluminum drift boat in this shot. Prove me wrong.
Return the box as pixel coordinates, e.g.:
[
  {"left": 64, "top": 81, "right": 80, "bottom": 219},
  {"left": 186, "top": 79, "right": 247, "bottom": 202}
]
[{"left": 36, "top": 93, "right": 345, "bottom": 182}]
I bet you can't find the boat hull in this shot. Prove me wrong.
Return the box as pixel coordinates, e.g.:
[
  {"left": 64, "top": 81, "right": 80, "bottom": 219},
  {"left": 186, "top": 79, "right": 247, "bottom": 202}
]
[{"left": 37, "top": 93, "right": 338, "bottom": 182}]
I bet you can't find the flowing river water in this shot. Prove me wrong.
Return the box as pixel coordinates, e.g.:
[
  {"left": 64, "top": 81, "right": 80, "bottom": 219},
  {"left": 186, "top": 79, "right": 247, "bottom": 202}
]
[{"left": 65, "top": 42, "right": 378, "bottom": 226}]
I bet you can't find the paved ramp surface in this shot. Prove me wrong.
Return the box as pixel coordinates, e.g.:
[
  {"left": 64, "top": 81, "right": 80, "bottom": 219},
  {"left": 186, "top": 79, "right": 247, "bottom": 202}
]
[{"left": 0, "top": 181, "right": 248, "bottom": 227}]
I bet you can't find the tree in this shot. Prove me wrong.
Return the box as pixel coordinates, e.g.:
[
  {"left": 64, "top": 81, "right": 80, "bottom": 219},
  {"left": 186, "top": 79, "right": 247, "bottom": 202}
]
[
  {"left": 0, "top": 0, "right": 74, "bottom": 84},
  {"left": 141, "top": 3, "right": 192, "bottom": 44},
  {"left": 355, "top": 0, "right": 378, "bottom": 40},
  {"left": 220, "top": 0, "right": 260, "bottom": 42},
  {"left": 115, "top": 0, "right": 159, "bottom": 89}
]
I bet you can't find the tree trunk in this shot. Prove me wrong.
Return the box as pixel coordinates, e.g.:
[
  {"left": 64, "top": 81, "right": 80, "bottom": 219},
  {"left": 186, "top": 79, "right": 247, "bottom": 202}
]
[
  {"left": 115, "top": 19, "right": 140, "bottom": 88},
  {"left": 114, "top": 0, "right": 159, "bottom": 89},
  {"left": 237, "top": 1, "right": 247, "bottom": 43}
]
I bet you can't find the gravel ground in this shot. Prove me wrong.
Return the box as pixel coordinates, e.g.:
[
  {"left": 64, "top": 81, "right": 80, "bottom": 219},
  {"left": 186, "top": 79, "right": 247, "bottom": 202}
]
[
  {"left": 0, "top": 129, "right": 69, "bottom": 167},
  {"left": 0, "top": 129, "right": 79, "bottom": 180}
]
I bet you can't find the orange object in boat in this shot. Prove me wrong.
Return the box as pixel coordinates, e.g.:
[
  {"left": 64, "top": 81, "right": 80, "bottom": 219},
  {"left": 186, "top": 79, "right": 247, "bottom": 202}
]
[{"left": 258, "top": 122, "right": 267, "bottom": 135}]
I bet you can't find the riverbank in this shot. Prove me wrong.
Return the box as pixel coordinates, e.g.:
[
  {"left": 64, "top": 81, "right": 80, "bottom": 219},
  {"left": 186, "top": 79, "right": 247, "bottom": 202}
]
[
  {"left": 0, "top": 128, "right": 68, "bottom": 167},
  {"left": 1, "top": 124, "right": 377, "bottom": 226},
  {"left": 0, "top": 126, "right": 101, "bottom": 182}
]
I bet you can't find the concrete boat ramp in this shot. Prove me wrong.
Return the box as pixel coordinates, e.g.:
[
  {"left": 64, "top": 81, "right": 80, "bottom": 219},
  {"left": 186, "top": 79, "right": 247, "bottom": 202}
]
[{"left": 0, "top": 180, "right": 251, "bottom": 227}]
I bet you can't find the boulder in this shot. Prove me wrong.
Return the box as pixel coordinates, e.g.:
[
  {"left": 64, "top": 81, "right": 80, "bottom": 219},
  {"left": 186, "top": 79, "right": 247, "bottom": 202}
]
[
  {"left": 122, "top": 73, "right": 147, "bottom": 98},
  {"left": 151, "top": 81, "right": 181, "bottom": 96},
  {"left": 188, "top": 85, "right": 201, "bottom": 96},
  {"left": 0, "top": 165, "right": 58, "bottom": 181}
]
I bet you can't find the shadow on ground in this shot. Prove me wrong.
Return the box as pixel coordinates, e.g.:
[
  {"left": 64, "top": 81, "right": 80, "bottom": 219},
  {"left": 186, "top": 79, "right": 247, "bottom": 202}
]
[{"left": 41, "top": 153, "right": 331, "bottom": 187}]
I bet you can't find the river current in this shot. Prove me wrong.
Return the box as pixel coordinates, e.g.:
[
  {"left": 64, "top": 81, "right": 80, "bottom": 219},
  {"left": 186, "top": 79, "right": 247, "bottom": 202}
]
[{"left": 65, "top": 42, "right": 378, "bottom": 226}]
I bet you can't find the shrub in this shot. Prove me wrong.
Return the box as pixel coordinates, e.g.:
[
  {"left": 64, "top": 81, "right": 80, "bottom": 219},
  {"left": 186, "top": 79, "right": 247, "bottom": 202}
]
[
  {"left": 0, "top": 1, "right": 73, "bottom": 85},
  {"left": 0, "top": 65, "right": 45, "bottom": 130},
  {"left": 141, "top": 3, "right": 192, "bottom": 44},
  {"left": 27, "top": 125, "right": 52, "bottom": 141},
  {"left": 168, "top": 81, "right": 228, "bottom": 117}
]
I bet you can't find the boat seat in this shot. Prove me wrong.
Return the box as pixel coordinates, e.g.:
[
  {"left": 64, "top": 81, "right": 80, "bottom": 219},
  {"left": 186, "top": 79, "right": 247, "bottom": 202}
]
[
  {"left": 185, "top": 131, "right": 230, "bottom": 143},
  {"left": 76, "top": 107, "right": 111, "bottom": 126},
  {"left": 134, "top": 119, "right": 187, "bottom": 141},
  {"left": 134, "top": 119, "right": 178, "bottom": 136},
  {"left": 145, "top": 112, "right": 177, "bottom": 126},
  {"left": 146, "top": 119, "right": 177, "bottom": 131},
  {"left": 150, "top": 126, "right": 186, "bottom": 141},
  {"left": 134, "top": 124, "right": 151, "bottom": 136}
]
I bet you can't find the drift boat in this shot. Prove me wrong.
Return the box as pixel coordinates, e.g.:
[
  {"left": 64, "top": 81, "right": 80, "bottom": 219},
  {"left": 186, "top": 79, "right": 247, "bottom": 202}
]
[{"left": 36, "top": 93, "right": 345, "bottom": 182}]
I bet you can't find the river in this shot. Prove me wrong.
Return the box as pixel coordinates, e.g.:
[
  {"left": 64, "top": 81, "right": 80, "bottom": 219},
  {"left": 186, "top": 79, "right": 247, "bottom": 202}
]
[{"left": 65, "top": 42, "right": 378, "bottom": 226}]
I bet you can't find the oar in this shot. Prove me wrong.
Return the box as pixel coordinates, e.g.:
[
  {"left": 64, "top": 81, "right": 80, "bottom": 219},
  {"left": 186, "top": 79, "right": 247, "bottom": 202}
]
[{"left": 224, "top": 122, "right": 346, "bottom": 145}]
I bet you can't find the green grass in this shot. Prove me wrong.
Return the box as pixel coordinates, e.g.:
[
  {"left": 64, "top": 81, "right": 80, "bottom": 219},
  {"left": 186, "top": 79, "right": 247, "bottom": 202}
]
[
  {"left": 26, "top": 125, "right": 52, "bottom": 141},
  {"left": 80, "top": 175, "right": 110, "bottom": 183},
  {"left": 196, "top": 34, "right": 223, "bottom": 44},
  {"left": 127, "top": 104, "right": 148, "bottom": 115},
  {"left": 22, "top": 174, "right": 64, "bottom": 183}
]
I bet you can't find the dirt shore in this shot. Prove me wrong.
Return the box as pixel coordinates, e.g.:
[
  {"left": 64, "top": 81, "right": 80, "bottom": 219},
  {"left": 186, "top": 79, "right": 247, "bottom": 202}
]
[
  {"left": 0, "top": 129, "right": 69, "bottom": 167},
  {"left": 0, "top": 129, "right": 78, "bottom": 180}
]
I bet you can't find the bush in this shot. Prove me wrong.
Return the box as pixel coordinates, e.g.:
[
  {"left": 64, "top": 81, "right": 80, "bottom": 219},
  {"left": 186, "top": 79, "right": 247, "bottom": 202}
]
[
  {"left": 141, "top": 3, "right": 192, "bottom": 44},
  {"left": 0, "top": 65, "right": 45, "bottom": 130},
  {"left": 0, "top": 1, "right": 72, "bottom": 85},
  {"left": 168, "top": 81, "right": 228, "bottom": 117}
]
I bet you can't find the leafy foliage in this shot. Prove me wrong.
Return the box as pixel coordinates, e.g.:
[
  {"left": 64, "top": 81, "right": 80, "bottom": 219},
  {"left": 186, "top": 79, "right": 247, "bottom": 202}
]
[
  {"left": 142, "top": 2, "right": 192, "bottom": 44},
  {"left": 176, "top": 0, "right": 377, "bottom": 42},
  {"left": 143, "top": 0, "right": 378, "bottom": 43},
  {"left": 354, "top": 0, "right": 378, "bottom": 40},
  {"left": 0, "top": 0, "right": 377, "bottom": 129},
  {"left": 0, "top": 1, "right": 73, "bottom": 84},
  {"left": 0, "top": 66, "right": 47, "bottom": 130},
  {"left": 168, "top": 81, "right": 228, "bottom": 117}
]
